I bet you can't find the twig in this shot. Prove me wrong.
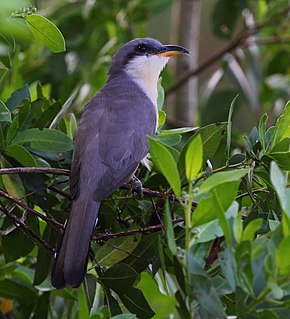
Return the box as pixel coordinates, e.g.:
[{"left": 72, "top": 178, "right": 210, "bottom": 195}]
[
  {"left": 0, "top": 167, "right": 70, "bottom": 176},
  {"left": 0, "top": 204, "right": 54, "bottom": 252},
  {"left": 0, "top": 188, "right": 63, "bottom": 230},
  {"left": 92, "top": 218, "right": 184, "bottom": 241},
  {"left": 166, "top": 5, "right": 290, "bottom": 95}
]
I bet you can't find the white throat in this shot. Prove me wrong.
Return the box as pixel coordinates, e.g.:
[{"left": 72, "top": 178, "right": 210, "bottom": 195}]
[{"left": 125, "top": 55, "right": 169, "bottom": 106}]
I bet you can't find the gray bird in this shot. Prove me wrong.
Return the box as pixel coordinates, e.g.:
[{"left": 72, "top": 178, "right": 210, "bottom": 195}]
[{"left": 51, "top": 37, "right": 189, "bottom": 289}]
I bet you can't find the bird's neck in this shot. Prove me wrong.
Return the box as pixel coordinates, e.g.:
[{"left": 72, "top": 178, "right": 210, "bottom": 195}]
[{"left": 125, "top": 56, "right": 169, "bottom": 106}]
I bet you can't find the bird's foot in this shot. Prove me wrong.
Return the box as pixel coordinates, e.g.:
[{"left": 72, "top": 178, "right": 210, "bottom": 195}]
[{"left": 131, "top": 175, "right": 143, "bottom": 198}]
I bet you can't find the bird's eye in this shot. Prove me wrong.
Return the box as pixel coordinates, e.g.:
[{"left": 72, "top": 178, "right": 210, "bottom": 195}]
[{"left": 136, "top": 44, "right": 150, "bottom": 54}]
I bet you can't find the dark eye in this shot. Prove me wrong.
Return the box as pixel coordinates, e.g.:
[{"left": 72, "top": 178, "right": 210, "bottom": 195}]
[{"left": 136, "top": 44, "right": 150, "bottom": 54}]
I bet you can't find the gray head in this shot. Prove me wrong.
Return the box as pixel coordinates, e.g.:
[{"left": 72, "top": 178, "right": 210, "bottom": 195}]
[
  {"left": 108, "top": 37, "right": 189, "bottom": 77},
  {"left": 107, "top": 38, "right": 189, "bottom": 105}
]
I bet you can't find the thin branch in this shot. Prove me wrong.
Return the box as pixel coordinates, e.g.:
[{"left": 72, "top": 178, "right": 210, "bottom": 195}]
[
  {"left": 0, "top": 204, "right": 54, "bottom": 252},
  {"left": 0, "top": 188, "right": 63, "bottom": 230},
  {"left": 0, "top": 167, "right": 70, "bottom": 176},
  {"left": 166, "top": 5, "right": 290, "bottom": 95},
  {"left": 92, "top": 218, "right": 184, "bottom": 241}
]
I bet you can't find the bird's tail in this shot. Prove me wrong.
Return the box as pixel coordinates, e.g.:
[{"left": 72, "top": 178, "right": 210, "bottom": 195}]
[{"left": 51, "top": 199, "right": 100, "bottom": 289}]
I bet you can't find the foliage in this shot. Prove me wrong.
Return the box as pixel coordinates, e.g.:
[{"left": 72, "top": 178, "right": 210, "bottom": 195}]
[{"left": 0, "top": 0, "right": 290, "bottom": 319}]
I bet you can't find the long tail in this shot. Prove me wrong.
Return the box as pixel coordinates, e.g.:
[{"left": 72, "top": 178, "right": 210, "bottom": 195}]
[{"left": 51, "top": 199, "right": 100, "bottom": 289}]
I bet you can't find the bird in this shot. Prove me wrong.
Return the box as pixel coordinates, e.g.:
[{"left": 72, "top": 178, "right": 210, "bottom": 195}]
[{"left": 51, "top": 37, "right": 189, "bottom": 289}]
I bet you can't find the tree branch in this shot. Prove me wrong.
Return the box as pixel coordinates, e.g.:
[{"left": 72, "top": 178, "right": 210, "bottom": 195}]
[{"left": 166, "top": 4, "right": 290, "bottom": 95}]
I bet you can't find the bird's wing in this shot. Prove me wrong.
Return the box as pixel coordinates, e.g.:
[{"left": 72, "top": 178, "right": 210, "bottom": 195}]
[{"left": 70, "top": 80, "right": 156, "bottom": 201}]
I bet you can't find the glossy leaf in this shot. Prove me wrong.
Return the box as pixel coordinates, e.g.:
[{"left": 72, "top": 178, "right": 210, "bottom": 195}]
[
  {"left": 272, "top": 100, "right": 290, "bottom": 147},
  {"left": 148, "top": 137, "right": 181, "bottom": 197},
  {"left": 5, "top": 144, "right": 36, "bottom": 166},
  {"left": 0, "top": 100, "right": 11, "bottom": 122},
  {"left": 185, "top": 134, "right": 203, "bottom": 182},
  {"left": 95, "top": 234, "right": 141, "bottom": 267},
  {"left": 165, "top": 199, "right": 177, "bottom": 255},
  {"left": 12, "top": 128, "right": 73, "bottom": 152},
  {"left": 25, "top": 14, "right": 66, "bottom": 52}
]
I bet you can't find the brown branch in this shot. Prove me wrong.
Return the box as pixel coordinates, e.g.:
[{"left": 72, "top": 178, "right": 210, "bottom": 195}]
[
  {"left": 92, "top": 218, "right": 184, "bottom": 241},
  {"left": 0, "top": 167, "right": 70, "bottom": 176},
  {"left": 0, "top": 204, "right": 54, "bottom": 252},
  {"left": 0, "top": 188, "right": 63, "bottom": 230},
  {"left": 166, "top": 4, "right": 290, "bottom": 95}
]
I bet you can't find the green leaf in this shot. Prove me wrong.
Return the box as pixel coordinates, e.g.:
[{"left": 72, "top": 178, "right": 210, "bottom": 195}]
[
  {"left": 111, "top": 315, "right": 137, "bottom": 319},
  {"left": 94, "top": 234, "right": 141, "bottom": 267},
  {"left": 270, "top": 161, "right": 290, "bottom": 214},
  {"left": 78, "top": 285, "right": 90, "bottom": 319},
  {"left": 12, "top": 128, "right": 73, "bottom": 152},
  {"left": 199, "top": 168, "right": 249, "bottom": 195},
  {"left": 105, "top": 290, "right": 122, "bottom": 317},
  {"left": 98, "top": 263, "right": 140, "bottom": 294},
  {"left": 178, "top": 122, "right": 227, "bottom": 177},
  {"left": 185, "top": 134, "right": 203, "bottom": 182},
  {"left": 165, "top": 199, "right": 177, "bottom": 255},
  {"left": 6, "top": 117, "right": 19, "bottom": 144},
  {"left": 122, "top": 233, "right": 159, "bottom": 273},
  {"left": 5, "top": 144, "right": 36, "bottom": 166},
  {"left": 25, "top": 14, "right": 66, "bottom": 53},
  {"left": 0, "top": 100, "right": 11, "bottom": 122},
  {"left": 118, "top": 287, "right": 155, "bottom": 319},
  {"left": 272, "top": 100, "right": 290, "bottom": 147},
  {"left": 157, "top": 77, "right": 165, "bottom": 110},
  {"left": 276, "top": 236, "right": 290, "bottom": 275},
  {"left": 192, "top": 182, "right": 240, "bottom": 227},
  {"left": 33, "top": 226, "right": 57, "bottom": 285},
  {"left": 6, "top": 84, "right": 30, "bottom": 110},
  {"left": 158, "top": 110, "right": 166, "bottom": 127},
  {"left": 159, "top": 127, "right": 197, "bottom": 137},
  {"left": 226, "top": 94, "right": 238, "bottom": 161},
  {"left": 259, "top": 113, "right": 268, "bottom": 152},
  {"left": 0, "top": 156, "right": 26, "bottom": 200},
  {"left": 148, "top": 137, "right": 181, "bottom": 197},
  {"left": 241, "top": 218, "right": 263, "bottom": 242}
]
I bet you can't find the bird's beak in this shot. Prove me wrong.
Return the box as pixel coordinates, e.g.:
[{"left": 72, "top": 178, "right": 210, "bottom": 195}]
[{"left": 155, "top": 44, "right": 190, "bottom": 57}]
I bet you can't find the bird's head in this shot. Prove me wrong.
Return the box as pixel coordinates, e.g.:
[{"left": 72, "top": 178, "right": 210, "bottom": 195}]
[{"left": 108, "top": 37, "right": 189, "bottom": 105}]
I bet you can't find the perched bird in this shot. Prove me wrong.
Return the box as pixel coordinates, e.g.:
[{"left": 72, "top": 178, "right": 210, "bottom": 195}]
[{"left": 51, "top": 37, "right": 189, "bottom": 289}]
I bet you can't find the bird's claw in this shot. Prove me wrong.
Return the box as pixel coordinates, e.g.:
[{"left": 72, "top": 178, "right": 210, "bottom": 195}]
[{"left": 131, "top": 175, "right": 144, "bottom": 198}]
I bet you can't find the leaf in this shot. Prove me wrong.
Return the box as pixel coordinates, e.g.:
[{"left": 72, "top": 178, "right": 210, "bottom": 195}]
[
  {"left": 105, "top": 290, "right": 123, "bottom": 317},
  {"left": 241, "top": 219, "right": 263, "bottom": 242},
  {"left": 198, "top": 168, "right": 249, "bottom": 195},
  {"left": 5, "top": 144, "right": 36, "bottom": 166},
  {"left": 77, "top": 285, "right": 90, "bottom": 319},
  {"left": 5, "top": 84, "right": 30, "bottom": 110},
  {"left": 185, "top": 134, "right": 203, "bottom": 182},
  {"left": 178, "top": 122, "right": 227, "bottom": 177},
  {"left": 0, "top": 156, "right": 26, "bottom": 200},
  {"left": 226, "top": 95, "right": 238, "bottom": 161},
  {"left": 118, "top": 287, "right": 155, "bottom": 319},
  {"left": 12, "top": 128, "right": 73, "bottom": 152},
  {"left": 259, "top": 113, "right": 268, "bottom": 152},
  {"left": 158, "top": 127, "right": 198, "bottom": 137},
  {"left": 0, "top": 100, "right": 11, "bottom": 122},
  {"left": 272, "top": 100, "right": 290, "bottom": 147},
  {"left": 165, "top": 199, "right": 177, "bottom": 255},
  {"left": 158, "top": 110, "right": 166, "bottom": 127},
  {"left": 98, "top": 263, "right": 140, "bottom": 293},
  {"left": 192, "top": 182, "right": 240, "bottom": 227},
  {"left": 148, "top": 137, "right": 181, "bottom": 197},
  {"left": 25, "top": 14, "right": 66, "bottom": 53},
  {"left": 157, "top": 77, "right": 165, "bottom": 110},
  {"left": 122, "top": 233, "right": 159, "bottom": 273},
  {"left": 94, "top": 234, "right": 141, "bottom": 267},
  {"left": 276, "top": 236, "right": 290, "bottom": 275},
  {"left": 33, "top": 226, "right": 57, "bottom": 285}
]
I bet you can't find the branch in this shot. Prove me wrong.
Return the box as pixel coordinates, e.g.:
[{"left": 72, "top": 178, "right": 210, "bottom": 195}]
[
  {"left": 0, "top": 204, "right": 54, "bottom": 252},
  {"left": 166, "top": 4, "right": 290, "bottom": 95},
  {"left": 0, "top": 167, "right": 70, "bottom": 176},
  {"left": 92, "top": 217, "right": 184, "bottom": 241},
  {"left": 0, "top": 188, "right": 63, "bottom": 230}
]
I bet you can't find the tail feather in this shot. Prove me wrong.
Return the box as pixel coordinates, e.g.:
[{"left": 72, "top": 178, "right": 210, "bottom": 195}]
[{"left": 51, "top": 199, "right": 100, "bottom": 289}]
